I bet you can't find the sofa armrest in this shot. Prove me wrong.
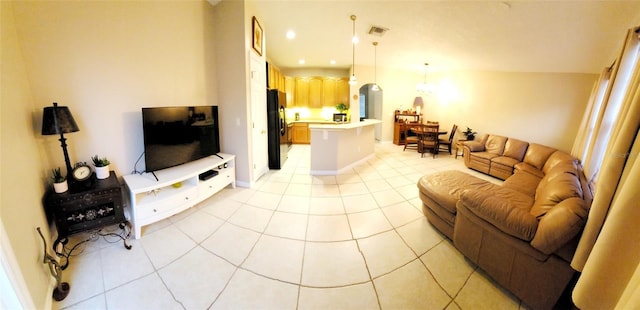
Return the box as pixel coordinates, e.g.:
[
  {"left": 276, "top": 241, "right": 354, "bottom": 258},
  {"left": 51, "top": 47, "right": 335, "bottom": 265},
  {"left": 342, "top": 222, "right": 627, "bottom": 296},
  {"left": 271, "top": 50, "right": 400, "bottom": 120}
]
[
  {"left": 463, "top": 141, "right": 485, "bottom": 152},
  {"left": 531, "top": 197, "right": 588, "bottom": 255},
  {"left": 459, "top": 189, "right": 538, "bottom": 241}
]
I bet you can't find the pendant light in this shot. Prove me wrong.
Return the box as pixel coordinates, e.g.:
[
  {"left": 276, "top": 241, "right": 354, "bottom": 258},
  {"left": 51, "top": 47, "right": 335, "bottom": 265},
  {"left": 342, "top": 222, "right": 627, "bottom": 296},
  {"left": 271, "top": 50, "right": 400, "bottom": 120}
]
[
  {"left": 371, "top": 41, "right": 380, "bottom": 91},
  {"left": 349, "top": 15, "right": 358, "bottom": 85},
  {"left": 416, "top": 62, "right": 431, "bottom": 93}
]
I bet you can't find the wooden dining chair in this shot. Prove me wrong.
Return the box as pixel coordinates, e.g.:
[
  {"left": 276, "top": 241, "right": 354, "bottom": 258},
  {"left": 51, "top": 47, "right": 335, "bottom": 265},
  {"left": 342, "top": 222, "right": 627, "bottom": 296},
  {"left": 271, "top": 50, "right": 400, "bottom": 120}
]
[
  {"left": 420, "top": 123, "right": 440, "bottom": 158},
  {"left": 402, "top": 123, "right": 421, "bottom": 151},
  {"left": 438, "top": 124, "right": 458, "bottom": 155}
]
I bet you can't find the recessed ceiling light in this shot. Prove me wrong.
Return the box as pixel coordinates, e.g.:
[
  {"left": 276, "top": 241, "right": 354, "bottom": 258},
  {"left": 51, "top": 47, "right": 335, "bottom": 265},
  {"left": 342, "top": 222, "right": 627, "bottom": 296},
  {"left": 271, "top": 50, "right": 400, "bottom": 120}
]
[
  {"left": 286, "top": 30, "right": 296, "bottom": 39},
  {"left": 298, "top": 59, "right": 305, "bottom": 64},
  {"left": 330, "top": 60, "right": 336, "bottom": 65}
]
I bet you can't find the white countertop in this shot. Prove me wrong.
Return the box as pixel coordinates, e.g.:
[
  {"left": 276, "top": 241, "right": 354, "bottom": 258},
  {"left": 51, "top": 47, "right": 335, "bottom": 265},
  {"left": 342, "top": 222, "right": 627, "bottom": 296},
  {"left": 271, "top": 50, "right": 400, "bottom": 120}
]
[{"left": 308, "top": 119, "right": 382, "bottom": 130}]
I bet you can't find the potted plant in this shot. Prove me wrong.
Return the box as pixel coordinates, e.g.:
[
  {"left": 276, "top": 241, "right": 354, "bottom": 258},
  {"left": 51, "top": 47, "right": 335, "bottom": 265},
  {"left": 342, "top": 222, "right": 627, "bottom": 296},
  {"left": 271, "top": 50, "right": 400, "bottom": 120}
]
[
  {"left": 51, "top": 167, "right": 68, "bottom": 193},
  {"left": 335, "top": 103, "right": 349, "bottom": 122},
  {"left": 335, "top": 103, "right": 348, "bottom": 113},
  {"left": 463, "top": 127, "right": 477, "bottom": 141},
  {"left": 91, "top": 155, "right": 110, "bottom": 179}
]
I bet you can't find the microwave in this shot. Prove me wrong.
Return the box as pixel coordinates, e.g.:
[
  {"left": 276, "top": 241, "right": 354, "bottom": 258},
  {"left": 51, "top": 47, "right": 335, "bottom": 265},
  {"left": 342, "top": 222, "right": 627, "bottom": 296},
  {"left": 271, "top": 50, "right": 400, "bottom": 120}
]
[{"left": 333, "top": 113, "right": 347, "bottom": 122}]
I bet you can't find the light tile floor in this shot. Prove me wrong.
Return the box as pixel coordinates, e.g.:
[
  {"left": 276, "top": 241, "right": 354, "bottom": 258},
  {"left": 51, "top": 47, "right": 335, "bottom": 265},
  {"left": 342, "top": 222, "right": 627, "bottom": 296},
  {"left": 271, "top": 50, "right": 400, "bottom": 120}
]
[{"left": 53, "top": 143, "right": 531, "bottom": 310}]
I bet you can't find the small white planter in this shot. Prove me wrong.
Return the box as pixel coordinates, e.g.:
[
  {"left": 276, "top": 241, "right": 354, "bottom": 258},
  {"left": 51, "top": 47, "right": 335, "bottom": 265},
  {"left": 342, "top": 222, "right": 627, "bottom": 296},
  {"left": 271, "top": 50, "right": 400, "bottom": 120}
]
[
  {"left": 53, "top": 181, "right": 68, "bottom": 193},
  {"left": 95, "top": 166, "right": 110, "bottom": 179}
]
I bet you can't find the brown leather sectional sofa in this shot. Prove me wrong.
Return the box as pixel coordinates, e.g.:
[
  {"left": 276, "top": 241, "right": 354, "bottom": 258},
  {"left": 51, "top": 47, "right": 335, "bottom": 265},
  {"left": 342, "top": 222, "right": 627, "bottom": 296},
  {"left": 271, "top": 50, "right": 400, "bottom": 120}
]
[{"left": 417, "top": 134, "right": 592, "bottom": 309}]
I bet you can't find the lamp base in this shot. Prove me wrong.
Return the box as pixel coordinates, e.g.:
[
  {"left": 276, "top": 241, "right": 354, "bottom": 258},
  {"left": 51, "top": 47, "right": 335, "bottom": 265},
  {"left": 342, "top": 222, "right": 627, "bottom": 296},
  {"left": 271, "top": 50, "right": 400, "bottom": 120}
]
[{"left": 52, "top": 282, "right": 70, "bottom": 301}]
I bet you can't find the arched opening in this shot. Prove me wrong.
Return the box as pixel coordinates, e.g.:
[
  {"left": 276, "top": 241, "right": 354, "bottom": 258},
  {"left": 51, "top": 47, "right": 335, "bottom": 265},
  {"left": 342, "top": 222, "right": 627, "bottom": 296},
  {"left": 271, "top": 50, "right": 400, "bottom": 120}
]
[{"left": 359, "top": 83, "right": 383, "bottom": 140}]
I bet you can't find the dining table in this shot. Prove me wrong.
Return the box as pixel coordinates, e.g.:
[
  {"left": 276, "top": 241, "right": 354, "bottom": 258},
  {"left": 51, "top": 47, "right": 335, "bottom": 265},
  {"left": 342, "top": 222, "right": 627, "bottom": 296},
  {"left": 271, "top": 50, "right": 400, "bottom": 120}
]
[{"left": 409, "top": 125, "right": 447, "bottom": 156}]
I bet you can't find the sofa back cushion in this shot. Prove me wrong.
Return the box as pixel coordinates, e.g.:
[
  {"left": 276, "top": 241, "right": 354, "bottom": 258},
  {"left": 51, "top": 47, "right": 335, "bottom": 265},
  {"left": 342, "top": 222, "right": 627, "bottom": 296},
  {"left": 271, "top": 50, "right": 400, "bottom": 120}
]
[
  {"left": 523, "top": 143, "right": 556, "bottom": 170},
  {"left": 503, "top": 138, "right": 529, "bottom": 161},
  {"left": 542, "top": 151, "right": 578, "bottom": 174},
  {"left": 531, "top": 164, "right": 582, "bottom": 218},
  {"left": 485, "top": 135, "right": 508, "bottom": 155}
]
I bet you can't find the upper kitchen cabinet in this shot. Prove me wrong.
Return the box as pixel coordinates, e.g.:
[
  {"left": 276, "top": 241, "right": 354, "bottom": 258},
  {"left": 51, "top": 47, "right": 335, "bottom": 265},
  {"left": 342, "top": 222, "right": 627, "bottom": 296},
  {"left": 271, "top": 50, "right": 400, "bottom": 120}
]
[
  {"left": 285, "top": 76, "right": 295, "bottom": 108},
  {"left": 322, "top": 78, "right": 337, "bottom": 108},
  {"left": 308, "top": 77, "right": 323, "bottom": 108},
  {"left": 267, "top": 62, "right": 285, "bottom": 90},
  {"left": 295, "top": 77, "right": 310, "bottom": 107},
  {"left": 336, "top": 78, "right": 350, "bottom": 107}
]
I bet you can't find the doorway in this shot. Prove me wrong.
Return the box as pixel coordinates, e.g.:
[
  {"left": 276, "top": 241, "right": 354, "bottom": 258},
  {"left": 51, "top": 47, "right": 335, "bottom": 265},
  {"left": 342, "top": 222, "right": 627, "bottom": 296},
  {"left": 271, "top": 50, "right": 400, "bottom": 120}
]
[{"left": 359, "top": 83, "right": 383, "bottom": 141}]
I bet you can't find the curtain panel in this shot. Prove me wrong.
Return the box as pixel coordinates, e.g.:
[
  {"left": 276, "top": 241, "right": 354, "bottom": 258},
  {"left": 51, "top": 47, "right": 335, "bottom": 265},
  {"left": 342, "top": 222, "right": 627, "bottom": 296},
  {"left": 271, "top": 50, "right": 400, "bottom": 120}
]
[
  {"left": 571, "top": 68, "right": 611, "bottom": 164},
  {"left": 571, "top": 27, "right": 640, "bottom": 309}
]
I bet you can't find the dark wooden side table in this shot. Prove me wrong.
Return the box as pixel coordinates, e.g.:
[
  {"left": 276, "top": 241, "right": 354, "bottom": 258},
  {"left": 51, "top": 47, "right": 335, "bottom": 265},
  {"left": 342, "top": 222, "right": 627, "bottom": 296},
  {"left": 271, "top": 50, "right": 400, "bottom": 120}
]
[{"left": 45, "top": 171, "right": 131, "bottom": 269}]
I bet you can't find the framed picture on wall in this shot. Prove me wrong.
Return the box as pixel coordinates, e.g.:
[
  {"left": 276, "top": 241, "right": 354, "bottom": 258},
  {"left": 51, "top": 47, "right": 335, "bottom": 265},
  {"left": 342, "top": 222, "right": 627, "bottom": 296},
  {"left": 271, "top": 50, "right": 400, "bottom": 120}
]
[{"left": 252, "top": 16, "right": 263, "bottom": 56}]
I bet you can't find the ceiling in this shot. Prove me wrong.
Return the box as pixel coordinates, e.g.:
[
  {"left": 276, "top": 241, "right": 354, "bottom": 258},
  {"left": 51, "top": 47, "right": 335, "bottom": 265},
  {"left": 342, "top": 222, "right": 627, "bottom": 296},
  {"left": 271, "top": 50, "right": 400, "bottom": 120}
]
[{"left": 253, "top": 1, "right": 640, "bottom": 74}]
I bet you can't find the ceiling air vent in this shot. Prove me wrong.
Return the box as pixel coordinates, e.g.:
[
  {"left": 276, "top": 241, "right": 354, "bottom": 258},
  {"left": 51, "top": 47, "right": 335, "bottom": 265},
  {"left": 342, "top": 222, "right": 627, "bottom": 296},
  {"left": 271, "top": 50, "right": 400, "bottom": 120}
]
[{"left": 368, "top": 25, "right": 389, "bottom": 36}]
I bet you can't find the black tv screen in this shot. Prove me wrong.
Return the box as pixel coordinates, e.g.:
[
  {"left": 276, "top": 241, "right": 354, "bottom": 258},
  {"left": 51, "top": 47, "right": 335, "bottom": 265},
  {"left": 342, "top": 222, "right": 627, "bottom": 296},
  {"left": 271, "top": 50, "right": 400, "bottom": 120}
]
[{"left": 142, "top": 106, "right": 220, "bottom": 172}]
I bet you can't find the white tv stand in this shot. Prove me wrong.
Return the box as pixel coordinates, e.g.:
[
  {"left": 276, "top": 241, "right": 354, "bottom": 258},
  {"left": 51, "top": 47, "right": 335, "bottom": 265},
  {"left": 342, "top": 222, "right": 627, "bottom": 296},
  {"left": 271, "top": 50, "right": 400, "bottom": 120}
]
[{"left": 122, "top": 153, "right": 235, "bottom": 239}]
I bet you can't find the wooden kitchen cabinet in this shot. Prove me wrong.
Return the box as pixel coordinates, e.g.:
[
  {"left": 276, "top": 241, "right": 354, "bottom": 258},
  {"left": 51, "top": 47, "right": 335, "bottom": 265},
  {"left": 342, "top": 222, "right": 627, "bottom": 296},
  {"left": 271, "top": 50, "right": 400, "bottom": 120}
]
[
  {"left": 285, "top": 76, "right": 295, "bottom": 108},
  {"left": 322, "top": 77, "right": 337, "bottom": 107},
  {"left": 292, "top": 123, "right": 310, "bottom": 144},
  {"left": 336, "top": 78, "right": 350, "bottom": 107},
  {"left": 295, "top": 77, "right": 309, "bottom": 107},
  {"left": 308, "top": 77, "right": 323, "bottom": 108}
]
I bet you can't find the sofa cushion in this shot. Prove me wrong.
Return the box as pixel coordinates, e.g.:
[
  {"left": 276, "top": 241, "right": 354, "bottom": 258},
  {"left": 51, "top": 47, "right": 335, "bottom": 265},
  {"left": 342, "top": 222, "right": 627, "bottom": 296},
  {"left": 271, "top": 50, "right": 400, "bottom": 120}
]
[
  {"left": 542, "top": 151, "right": 578, "bottom": 175},
  {"left": 503, "top": 138, "right": 529, "bottom": 161},
  {"left": 485, "top": 135, "right": 508, "bottom": 155},
  {"left": 531, "top": 171, "right": 583, "bottom": 218},
  {"left": 531, "top": 197, "right": 589, "bottom": 254},
  {"left": 470, "top": 151, "right": 500, "bottom": 162},
  {"left": 464, "top": 141, "right": 485, "bottom": 152},
  {"left": 492, "top": 156, "right": 520, "bottom": 169},
  {"left": 523, "top": 143, "right": 556, "bottom": 170},
  {"left": 490, "top": 156, "right": 521, "bottom": 180},
  {"left": 417, "top": 170, "right": 497, "bottom": 214},
  {"left": 502, "top": 171, "right": 541, "bottom": 197},
  {"left": 514, "top": 162, "right": 545, "bottom": 178},
  {"left": 459, "top": 188, "right": 537, "bottom": 241}
]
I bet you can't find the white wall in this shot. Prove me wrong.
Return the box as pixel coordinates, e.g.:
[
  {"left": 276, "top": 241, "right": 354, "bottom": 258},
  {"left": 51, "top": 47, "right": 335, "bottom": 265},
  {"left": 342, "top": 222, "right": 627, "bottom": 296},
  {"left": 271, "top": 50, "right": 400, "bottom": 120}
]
[
  {"left": 12, "top": 0, "right": 219, "bottom": 177},
  {"left": 355, "top": 65, "right": 597, "bottom": 151},
  {"left": 1, "top": 2, "right": 54, "bottom": 309}
]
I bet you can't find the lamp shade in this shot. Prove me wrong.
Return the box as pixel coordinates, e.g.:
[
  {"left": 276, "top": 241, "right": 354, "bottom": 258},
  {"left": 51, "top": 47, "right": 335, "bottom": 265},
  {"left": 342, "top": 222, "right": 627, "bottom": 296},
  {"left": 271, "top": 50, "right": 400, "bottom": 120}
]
[
  {"left": 413, "top": 96, "right": 424, "bottom": 108},
  {"left": 42, "top": 103, "right": 80, "bottom": 135}
]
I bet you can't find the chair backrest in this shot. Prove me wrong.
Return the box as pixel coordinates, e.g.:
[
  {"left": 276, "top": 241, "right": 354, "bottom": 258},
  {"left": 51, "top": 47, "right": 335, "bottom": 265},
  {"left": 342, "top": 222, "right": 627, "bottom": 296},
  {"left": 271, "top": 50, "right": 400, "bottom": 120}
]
[
  {"left": 446, "top": 124, "right": 458, "bottom": 142},
  {"left": 422, "top": 123, "right": 440, "bottom": 141}
]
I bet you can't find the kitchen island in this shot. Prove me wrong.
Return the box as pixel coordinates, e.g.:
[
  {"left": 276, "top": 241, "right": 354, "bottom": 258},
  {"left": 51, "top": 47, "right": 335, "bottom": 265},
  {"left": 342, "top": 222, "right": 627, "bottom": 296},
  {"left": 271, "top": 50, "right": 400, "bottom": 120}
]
[{"left": 309, "top": 119, "right": 382, "bottom": 175}]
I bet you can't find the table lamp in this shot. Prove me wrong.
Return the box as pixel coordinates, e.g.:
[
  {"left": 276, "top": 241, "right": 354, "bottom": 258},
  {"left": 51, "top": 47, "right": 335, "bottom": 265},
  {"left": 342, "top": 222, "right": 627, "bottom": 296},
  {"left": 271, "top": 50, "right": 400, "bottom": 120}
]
[
  {"left": 413, "top": 96, "right": 424, "bottom": 115},
  {"left": 41, "top": 102, "right": 80, "bottom": 177}
]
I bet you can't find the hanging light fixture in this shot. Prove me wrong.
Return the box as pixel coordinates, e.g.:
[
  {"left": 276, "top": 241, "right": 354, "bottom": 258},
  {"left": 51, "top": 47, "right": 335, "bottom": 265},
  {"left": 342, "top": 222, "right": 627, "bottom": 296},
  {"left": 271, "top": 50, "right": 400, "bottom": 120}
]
[
  {"left": 416, "top": 62, "right": 432, "bottom": 93},
  {"left": 371, "top": 41, "right": 380, "bottom": 91},
  {"left": 349, "top": 15, "right": 358, "bottom": 85}
]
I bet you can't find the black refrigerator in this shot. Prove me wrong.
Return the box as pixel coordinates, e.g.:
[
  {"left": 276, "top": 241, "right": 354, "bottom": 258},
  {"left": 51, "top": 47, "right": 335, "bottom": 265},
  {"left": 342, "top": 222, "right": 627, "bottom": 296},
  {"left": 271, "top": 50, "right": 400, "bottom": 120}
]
[{"left": 267, "top": 89, "right": 288, "bottom": 169}]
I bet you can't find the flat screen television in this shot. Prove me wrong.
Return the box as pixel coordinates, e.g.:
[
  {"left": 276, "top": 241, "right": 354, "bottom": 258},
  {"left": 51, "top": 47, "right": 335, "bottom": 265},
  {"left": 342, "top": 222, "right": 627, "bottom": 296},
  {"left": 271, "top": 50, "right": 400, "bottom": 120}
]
[{"left": 142, "top": 106, "right": 220, "bottom": 172}]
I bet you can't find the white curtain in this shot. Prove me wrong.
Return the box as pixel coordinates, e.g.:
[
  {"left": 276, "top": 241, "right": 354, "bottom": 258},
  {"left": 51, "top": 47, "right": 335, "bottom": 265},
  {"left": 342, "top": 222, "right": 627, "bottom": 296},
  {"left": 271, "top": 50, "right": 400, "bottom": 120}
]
[
  {"left": 571, "top": 67, "right": 611, "bottom": 163},
  {"left": 571, "top": 27, "right": 640, "bottom": 309},
  {"left": 581, "top": 29, "right": 640, "bottom": 183}
]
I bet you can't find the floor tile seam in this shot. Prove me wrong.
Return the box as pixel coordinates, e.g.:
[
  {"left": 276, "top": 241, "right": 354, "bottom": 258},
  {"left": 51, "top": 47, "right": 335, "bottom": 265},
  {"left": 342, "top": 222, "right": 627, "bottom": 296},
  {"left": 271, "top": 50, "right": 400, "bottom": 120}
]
[
  {"left": 206, "top": 264, "right": 242, "bottom": 309},
  {"left": 138, "top": 227, "right": 201, "bottom": 272},
  {"left": 152, "top": 265, "right": 188, "bottom": 309},
  {"left": 55, "top": 292, "right": 105, "bottom": 309},
  {"left": 350, "top": 225, "right": 383, "bottom": 309},
  {"left": 172, "top": 213, "right": 227, "bottom": 245},
  {"left": 415, "top": 240, "right": 461, "bottom": 301},
  {"left": 235, "top": 208, "right": 279, "bottom": 268},
  {"left": 57, "top": 246, "right": 109, "bottom": 309},
  {"left": 295, "top": 218, "right": 310, "bottom": 310},
  {"left": 447, "top": 265, "right": 481, "bottom": 307}
]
